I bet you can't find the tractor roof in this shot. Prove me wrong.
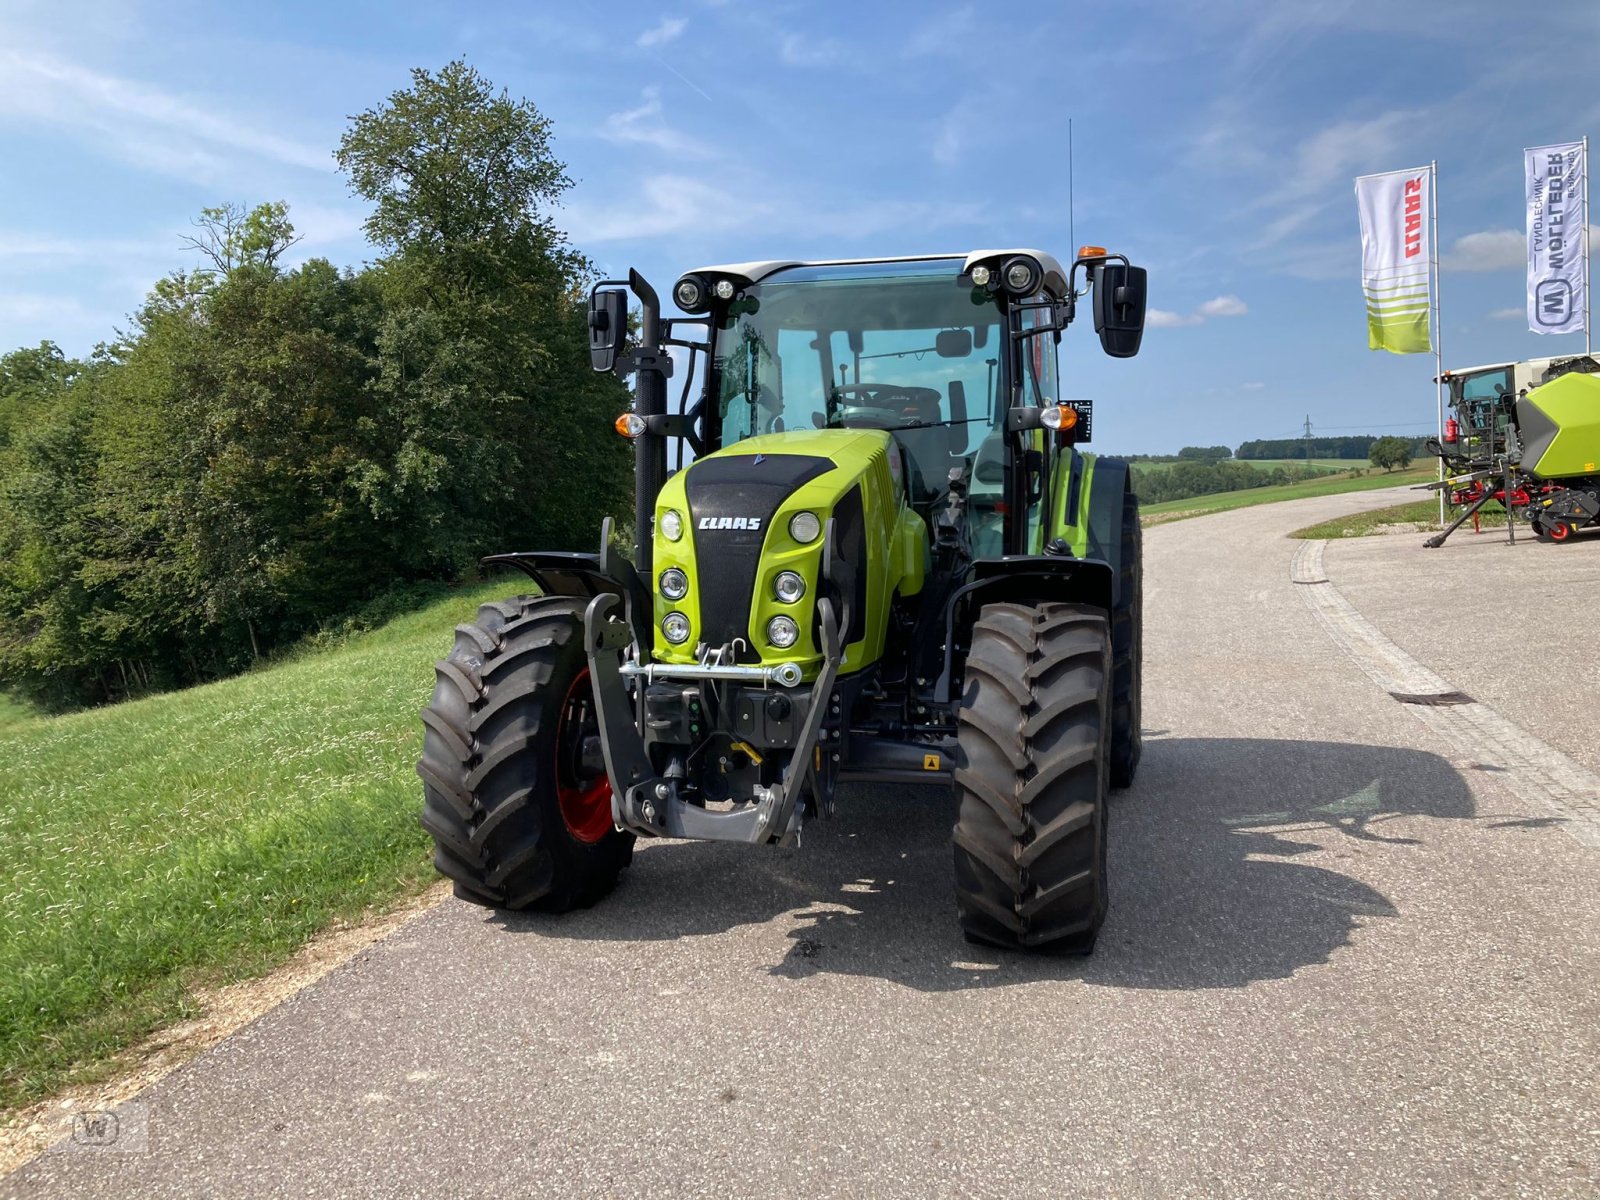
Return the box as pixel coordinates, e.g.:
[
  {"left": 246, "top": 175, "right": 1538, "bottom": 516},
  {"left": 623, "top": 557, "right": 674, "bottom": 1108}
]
[{"left": 685, "top": 250, "right": 1070, "bottom": 298}]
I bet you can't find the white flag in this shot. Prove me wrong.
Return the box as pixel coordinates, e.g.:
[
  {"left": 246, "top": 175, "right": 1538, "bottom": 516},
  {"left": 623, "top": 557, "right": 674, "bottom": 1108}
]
[
  {"left": 1355, "top": 167, "right": 1432, "bottom": 354},
  {"left": 1526, "top": 141, "right": 1586, "bottom": 336}
]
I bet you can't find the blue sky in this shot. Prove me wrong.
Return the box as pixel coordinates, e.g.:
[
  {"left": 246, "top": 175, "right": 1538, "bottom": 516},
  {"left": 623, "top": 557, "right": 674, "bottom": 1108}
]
[{"left": 1, "top": 0, "right": 1597, "bottom": 453}]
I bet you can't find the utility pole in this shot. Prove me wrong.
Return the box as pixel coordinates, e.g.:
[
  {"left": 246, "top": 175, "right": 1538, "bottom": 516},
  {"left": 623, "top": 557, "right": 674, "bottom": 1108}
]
[{"left": 1303, "top": 414, "right": 1312, "bottom": 464}]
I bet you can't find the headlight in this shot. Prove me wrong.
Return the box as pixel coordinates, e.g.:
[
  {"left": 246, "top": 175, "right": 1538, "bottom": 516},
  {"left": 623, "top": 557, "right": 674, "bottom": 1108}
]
[
  {"left": 970, "top": 264, "right": 992, "bottom": 288},
  {"left": 789, "top": 511, "right": 821, "bottom": 543},
  {"left": 713, "top": 279, "right": 736, "bottom": 300},
  {"left": 673, "top": 276, "right": 708, "bottom": 313},
  {"left": 767, "top": 615, "right": 800, "bottom": 648},
  {"left": 659, "top": 509, "right": 683, "bottom": 541},
  {"left": 774, "top": 571, "right": 805, "bottom": 603},
  {"left": 1002, "top": 255, "right": 1040, "bottom": 294},
  {"left": 662, "top": 613, "right": 691, "bottom": 644},
  {"left": 660, "top": 568, "right": 688, "bottom": 600}
]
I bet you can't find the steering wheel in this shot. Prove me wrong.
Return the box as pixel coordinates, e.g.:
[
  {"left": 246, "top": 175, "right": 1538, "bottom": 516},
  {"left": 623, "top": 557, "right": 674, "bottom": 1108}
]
[{"left": 830, "top": 384, "right": 942, "bottom": 429}]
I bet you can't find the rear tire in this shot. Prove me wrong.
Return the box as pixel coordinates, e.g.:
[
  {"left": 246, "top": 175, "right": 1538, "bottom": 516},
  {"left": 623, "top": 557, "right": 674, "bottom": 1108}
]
[
  {"left": 952, "top": 602, "right": 1111, "bottom": 953},
  {"left": 417, "top": 595, "right": 634, "bottom": 912},
  {"left": 1109, "top": 483, "right": 1142, "bottom": 789}
]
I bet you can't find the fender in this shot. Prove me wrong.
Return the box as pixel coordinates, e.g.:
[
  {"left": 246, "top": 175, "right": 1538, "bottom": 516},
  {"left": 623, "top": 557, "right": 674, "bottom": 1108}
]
[{"left": 933, "top": 553, "right": 1116, "bottom": 704}]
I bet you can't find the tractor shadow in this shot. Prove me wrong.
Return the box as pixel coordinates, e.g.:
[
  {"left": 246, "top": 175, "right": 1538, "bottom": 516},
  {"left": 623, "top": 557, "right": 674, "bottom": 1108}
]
[{"left": 493, "top": 737, "right": 1479, "bottom": 992}]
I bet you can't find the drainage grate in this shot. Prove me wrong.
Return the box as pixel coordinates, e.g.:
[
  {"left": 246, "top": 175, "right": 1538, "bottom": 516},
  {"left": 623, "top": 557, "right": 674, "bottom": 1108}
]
[{"left": 1388, "top": 690, "right": 1475, "bottom": 706}]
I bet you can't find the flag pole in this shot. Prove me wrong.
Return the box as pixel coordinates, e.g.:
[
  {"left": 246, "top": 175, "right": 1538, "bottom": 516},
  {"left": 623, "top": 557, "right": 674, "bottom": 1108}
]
[
  {"left": 1432, "top": 159, "right": 1445, "bottom": 526},
  {"left": 1585, "top": 134, "right": 1591, "bottom": 356}
]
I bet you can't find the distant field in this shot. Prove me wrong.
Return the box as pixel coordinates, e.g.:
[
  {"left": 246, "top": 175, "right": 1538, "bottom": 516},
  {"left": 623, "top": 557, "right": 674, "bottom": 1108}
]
[
  {"left": 0, "top": 578, "right": 511, "bottom": 1111},
  {"left": 1128, "top": 457, "right": 1362, "bottom": 474},
  {"left": 1141, "top": 465, "right": 1435, "bottom": 524}
]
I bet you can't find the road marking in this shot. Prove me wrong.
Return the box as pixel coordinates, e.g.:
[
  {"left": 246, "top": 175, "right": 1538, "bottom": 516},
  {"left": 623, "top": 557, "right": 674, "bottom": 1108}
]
[{"left": 1293, "top": 539, "right": 1600, "bottom": 849}]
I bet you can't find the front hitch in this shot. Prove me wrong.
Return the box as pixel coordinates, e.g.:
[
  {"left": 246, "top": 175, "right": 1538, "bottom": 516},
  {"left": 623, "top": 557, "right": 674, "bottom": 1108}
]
[{"left": 582, "top": 592, "right": 843, "bottom": 845}]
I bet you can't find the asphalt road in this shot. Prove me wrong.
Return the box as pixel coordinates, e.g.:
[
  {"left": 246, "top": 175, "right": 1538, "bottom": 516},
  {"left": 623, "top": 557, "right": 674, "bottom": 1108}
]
[{"left": 11, "top": 486, "right": 1600, "bottom": 1199}]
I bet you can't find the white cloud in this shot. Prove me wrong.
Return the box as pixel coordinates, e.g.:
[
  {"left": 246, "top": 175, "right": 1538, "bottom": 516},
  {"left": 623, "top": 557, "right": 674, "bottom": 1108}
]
[
  {"left": 1147, "top": 309, "right": 1202, "bottom": 329},
  {"left": 1197, "top": 294, "right": 1248, "bottom": 318},
  {"left": 1241, "top": 381, "right": 1266, "bottom": 390},
  {"left": 779, "top": 33, "right": 846, "bottom": 67},
  {"left": 565, "top": 175, "right": 739, "bottom": 242},
  {"left": 1445, "top": 229, "right": 1522, "bottom": 272},
  {"left": 1148, "top": 295, "right": 1248, "bottom": 329},
  {"left": 0, "top": 49, "right": 329, "bottom": 185},
  {"left": 1488, "top": 307, "right": 1522, "bottom": 320},
  {"left": 636, "top": 16, "right": 688, "bottom": 48},
  {"left": 1446, "top": 224, "right": 1600, "bottom": 272},
  {"left": 599, "top": 88, "right": 707, "bottom": 157}
]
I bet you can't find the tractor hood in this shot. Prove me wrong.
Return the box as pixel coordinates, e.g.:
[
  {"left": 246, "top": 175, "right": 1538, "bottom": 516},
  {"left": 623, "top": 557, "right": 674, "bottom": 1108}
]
[
  {"left": 1518, "top": 371, "right": 1600, "bottom": 480},
  {"left": 649, "top": 428, "right": 921, "bottom": 674}
]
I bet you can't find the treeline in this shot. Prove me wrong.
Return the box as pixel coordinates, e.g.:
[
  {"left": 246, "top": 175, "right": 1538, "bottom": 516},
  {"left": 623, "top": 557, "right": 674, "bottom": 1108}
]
[
  {"left": 1129, "top": 460, "right": 1339, "bottom": 506},
  {"left": 1236, "top": 436, "right": 1378, "bottom": 459},
  {"left": 0, "top": 63, "right": 631, "bottom": 710}
]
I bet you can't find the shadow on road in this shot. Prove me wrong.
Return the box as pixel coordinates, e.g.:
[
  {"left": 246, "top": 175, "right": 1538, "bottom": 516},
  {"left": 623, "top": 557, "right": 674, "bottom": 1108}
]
[{"left": 490, "top": 737, "right": 1476, "bottom": 992}]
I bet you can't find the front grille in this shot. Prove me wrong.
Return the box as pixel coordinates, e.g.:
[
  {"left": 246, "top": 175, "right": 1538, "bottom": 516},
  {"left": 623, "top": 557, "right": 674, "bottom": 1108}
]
[{"left": 685, "top": 454, "right": 835, "bottom": 660}]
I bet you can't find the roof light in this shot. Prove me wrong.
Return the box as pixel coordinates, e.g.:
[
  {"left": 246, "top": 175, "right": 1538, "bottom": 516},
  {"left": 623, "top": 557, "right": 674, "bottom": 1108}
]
[
  {"left": 1001, "top": 255, "right": 1041, "bottom": 295},
  {"left": 713, "top": 279, "right": 736, "bottom": 300},
  {"left": 970, "top": 264, "right": 992, "bottom": 288},
  {"left": 1077, "top": 245, "right": 1109, "bottom": 261}
]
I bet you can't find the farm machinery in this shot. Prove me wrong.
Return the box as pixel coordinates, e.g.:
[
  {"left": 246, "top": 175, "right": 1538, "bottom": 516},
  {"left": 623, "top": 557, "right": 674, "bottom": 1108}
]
[
  {"left": 416, "top": 249, "right": 1149, "bottom": 952},
  {"left": 1423, "top": 354, "right": 1600, "bottom": 545}
]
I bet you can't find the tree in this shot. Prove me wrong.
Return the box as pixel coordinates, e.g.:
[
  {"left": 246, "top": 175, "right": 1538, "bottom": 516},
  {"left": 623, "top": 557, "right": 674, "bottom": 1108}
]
[
  {"left": 1369, "top": 436, "right": 1414, "bottom": 472},
  {"left": 179, "top": 202, "right": 303, "bottom": 281}
]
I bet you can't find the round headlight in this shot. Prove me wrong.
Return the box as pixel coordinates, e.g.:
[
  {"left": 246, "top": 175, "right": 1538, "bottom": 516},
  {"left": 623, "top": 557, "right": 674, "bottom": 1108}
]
[
  {"left": 767, "top": 615, "right": 800, "bottom": 648},
  {"left": 713, "top": 279, "right": 736, "bottom": 300},
  {"left": 1004, "top": 257, "right": 1039, "bottom": 294},
  {"left": 774, "top": 571, "right": 806, "bottom": 603},
  {"left": 789, "top": 511, "right": 822, "bottom": 543},
  {"left": 659, "top": 509, "right": 683, "bottom": 541},
  {"left": 674, "top": 277, "right": 703, "bottom": 310},
  {"left": 970, "top": 264, "right": 992, "bottom": 288},
  {"left": 660, "top": 568, "right": 688, "bottom": 600},
  {"left": 662, "top": 612, "right": 691, "bottom": 644}
]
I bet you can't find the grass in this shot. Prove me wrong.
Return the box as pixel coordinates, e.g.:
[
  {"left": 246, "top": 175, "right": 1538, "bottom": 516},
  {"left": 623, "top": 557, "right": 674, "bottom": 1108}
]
[
  {"left": 1129, "top": 457, "right": 1360, "bottom": 474},
  {"left": 1140, "top": 465, "right": 1435, "bottom": 525},
  {"left": 0, "top": 579, "right": 511, "bottom": 1112},
  {"left": 1292, "top": 497, "right": 1508, "bottom": 539},
  {"left": 0, "top": 694, "right": 38, "bottom": 731}
]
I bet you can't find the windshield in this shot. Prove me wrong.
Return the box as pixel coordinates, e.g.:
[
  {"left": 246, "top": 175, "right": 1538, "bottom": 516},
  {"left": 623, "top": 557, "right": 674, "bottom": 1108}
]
[{"left": 711, "top": 260, "right": 1004, "bottom": 456}]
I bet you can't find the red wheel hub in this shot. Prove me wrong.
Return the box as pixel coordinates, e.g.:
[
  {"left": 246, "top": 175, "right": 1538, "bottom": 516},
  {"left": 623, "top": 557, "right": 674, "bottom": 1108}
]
[
  {"left": 554, "top": 668, "right": 614, "bottom": 843},
  {"left": 1548, "top": 521, "right": 1572, "bottom": 542}
]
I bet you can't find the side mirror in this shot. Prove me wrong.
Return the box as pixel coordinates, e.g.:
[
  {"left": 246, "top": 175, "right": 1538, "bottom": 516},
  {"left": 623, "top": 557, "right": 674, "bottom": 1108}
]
[
  {"left": 588, "top": 288, "right": 628, "bottom": 373},
  {"left": 1092, "top": 263, "right": 1147, "bottom": 359}
]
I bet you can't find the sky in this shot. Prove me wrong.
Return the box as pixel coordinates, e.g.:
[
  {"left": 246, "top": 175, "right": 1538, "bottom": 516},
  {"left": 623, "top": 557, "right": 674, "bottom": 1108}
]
[{"left": 2, "top": 0, "right": 1598, "bottom": 454}]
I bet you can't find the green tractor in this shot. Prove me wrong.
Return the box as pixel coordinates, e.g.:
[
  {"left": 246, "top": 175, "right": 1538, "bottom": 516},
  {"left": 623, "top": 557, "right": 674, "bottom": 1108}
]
[{"left": 417, "top": 249, "right": 1148, "bottom": 952}]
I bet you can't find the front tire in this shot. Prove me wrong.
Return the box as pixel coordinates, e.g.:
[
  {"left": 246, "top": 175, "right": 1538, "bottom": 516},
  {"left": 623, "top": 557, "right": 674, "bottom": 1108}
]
[
  {"left": 417, "top": 595, "right": 634, "bottom": 912},
  {"left": 952, "top": 602, "right": 1111, "bottom": 953},
  {"left": 1109, "top": 482, "right": 1143, "bottom": 789}
]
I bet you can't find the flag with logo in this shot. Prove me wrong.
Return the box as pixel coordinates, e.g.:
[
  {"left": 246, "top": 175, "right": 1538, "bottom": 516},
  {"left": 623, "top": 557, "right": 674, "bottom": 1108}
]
[
  {"left": 1525, "top": 140, "right": 1586, "bottom": 336},
  {"left": 1355, "top": 167, "right": 1433, "bottom": 353}
]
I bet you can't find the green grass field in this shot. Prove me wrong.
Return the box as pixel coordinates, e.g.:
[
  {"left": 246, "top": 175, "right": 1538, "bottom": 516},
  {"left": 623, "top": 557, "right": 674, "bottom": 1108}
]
[
  {"left": 1140, "top": 464, "right": 1434, "bottom": 523},
  {"left": 0, "top": 693, "right": 37, "bottom": 730},
  {"left": 1292, "top": 497, "right": 1507, "bottom": 539},
  {"left": 0, "top": 579, "right": 511, "bottom": 1112},
  {"left": 1128, "top": 457, "right": 1360, "bottom": 474}
]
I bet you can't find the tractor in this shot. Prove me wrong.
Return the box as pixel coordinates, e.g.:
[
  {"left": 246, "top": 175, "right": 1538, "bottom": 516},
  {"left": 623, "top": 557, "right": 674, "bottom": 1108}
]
[{"left": 417, "top": 249, "right": 1148, "bottom": 952}]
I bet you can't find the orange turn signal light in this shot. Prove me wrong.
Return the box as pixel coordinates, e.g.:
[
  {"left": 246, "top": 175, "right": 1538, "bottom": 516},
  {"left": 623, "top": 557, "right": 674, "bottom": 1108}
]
[
  {"left": 1077, "top": 245, "right": 1109, "bottom": 261},
  {"left": 1040, "top": 405, "right": 1079, "bottom": 432},
  {"left": 615, "top": 412, "right": 646, "bottom": 438}
]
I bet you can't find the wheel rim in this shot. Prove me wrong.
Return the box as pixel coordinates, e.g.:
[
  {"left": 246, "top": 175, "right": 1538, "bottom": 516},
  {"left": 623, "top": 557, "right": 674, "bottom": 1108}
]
[
  {"left": 554, "top": 668, "right": 614, "bottom": 843},
  {"left": 1549, "top": 521, "right": 1572, "bottom": 542}
]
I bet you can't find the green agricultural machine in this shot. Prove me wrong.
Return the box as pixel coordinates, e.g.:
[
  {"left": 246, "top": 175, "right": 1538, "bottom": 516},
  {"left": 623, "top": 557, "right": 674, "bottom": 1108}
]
[
  {"left": 1425, "top": 355, "right": 1600, "bottom": 544},
  {"left": 417, "top": 249, "right": 1148, "bottom": 952}
]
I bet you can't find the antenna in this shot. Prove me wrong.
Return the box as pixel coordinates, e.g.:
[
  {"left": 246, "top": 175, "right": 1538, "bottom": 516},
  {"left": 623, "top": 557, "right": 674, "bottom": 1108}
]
[{"left": 1068, "top": 118, "right": 1075, "bottom": 253}]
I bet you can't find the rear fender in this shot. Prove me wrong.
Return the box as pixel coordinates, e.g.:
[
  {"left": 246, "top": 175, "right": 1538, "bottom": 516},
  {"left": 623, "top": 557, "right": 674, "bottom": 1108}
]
[{"left": 934, "top": 555, "right": 1115, "bottom": 704}]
